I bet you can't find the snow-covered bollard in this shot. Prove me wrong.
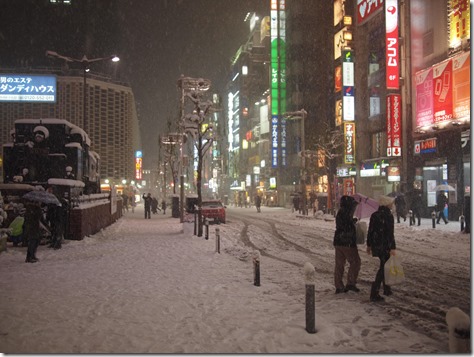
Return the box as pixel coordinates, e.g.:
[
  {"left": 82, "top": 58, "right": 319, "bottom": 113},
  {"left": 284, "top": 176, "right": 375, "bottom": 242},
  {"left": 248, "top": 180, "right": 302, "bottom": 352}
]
[
  {"left": 215, "top": 227, "right": 220, "bottom": 254},
  {"left": 459, "top": 215, "right": 465, "bottom": 232},
  {"left": 446, "top": 307, "right": 470, "bottom": 353},
  {"left": 304, "top": 262, "right": 317, "bottom": 334},
  {"left": 194, "top": 212, "right": 197, "bottom": 236},
  {"left": 253, "top": 251, "right": 261, "bottom": 287},
  {"left": 408, "top": 210, "right": 413, "bottom": 226},
  {"left": 432, "top": 211, "right": 436, "bottom": 228},
  {"left": 204, "top": 219, "right": 209, "bottom": 240}
]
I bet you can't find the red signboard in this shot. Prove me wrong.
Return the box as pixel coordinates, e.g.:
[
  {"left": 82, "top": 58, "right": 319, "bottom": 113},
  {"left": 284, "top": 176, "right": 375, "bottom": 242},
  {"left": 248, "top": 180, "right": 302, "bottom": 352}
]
[
  {"left": 415, "top": 67, "right": 434, "bottom": 128},
  {"left": 433, "top": 59, "right": 453, "bottom": 123},
  {"left": 343, "top": 178, "right": 354, "bottom": 196},
  {"left": 387, "top": 94, "right": 402, "bottom": 156},
  {"left": 385, "top": 0, "right": 399, "bottom": 89},
  {"left": 357, "top": 0, "right": 384, "bottom": 25}
]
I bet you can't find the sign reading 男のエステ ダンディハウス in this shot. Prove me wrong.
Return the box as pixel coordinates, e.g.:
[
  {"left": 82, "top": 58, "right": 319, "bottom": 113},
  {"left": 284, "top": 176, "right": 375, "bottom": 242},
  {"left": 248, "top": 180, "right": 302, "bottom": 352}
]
[{"left": 0, "top": 74, "right": 57, "bottom": 103}]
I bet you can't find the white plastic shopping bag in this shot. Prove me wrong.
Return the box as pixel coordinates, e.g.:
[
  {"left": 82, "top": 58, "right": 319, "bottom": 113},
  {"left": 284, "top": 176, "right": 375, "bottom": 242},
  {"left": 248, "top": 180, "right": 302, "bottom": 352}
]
[
  {"left": 356, "top": 221, "right": 367, "bottom": 245},
  {"left": 384, "top": 254, "right": 405, "bottom": 285}
]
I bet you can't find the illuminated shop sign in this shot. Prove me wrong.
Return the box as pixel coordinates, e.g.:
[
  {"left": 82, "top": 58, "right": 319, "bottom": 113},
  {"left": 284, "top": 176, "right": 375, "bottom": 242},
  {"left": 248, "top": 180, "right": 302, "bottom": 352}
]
[
  {"left": 135, "top": 157, "right": 142, "bottom": 180},
  {"left": 414, "top": 138, "right": 437, "bottom": 155},
  {"left": 385, "top": 0, "right": 399, "bottom": 90},
  {"left": 344, "top": 123, "right": 356, "bottom": 164},
  {"left": 387, "top": 166, "right": 401, "bottom": 182},
  {"left": 342, "top": 49, "right": 355, "bottom": 121},
  {"left": 343, "top": 178, "right": 354, "bottom": 196},
  {"left": 387, "top": 94, "right": 402, "bottom": 156},
  {"left": 0, "top": 74, "right": 57, "bottom": 103},
  {"left": 357, "top": 0, "right": 384, "bottom": 25},
  {"left": 360, "top": 161, "right": 389, "bottom": 177},
  {"left": 448, "top": 0, "right": 470, "bottom": 52},
  {"left": 270, "top": 0, "right": 286, "bottom": 168}
]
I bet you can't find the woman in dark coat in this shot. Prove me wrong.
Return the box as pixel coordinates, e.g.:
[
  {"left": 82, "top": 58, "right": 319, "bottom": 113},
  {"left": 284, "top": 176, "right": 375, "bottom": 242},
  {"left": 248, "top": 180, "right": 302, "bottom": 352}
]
[
  {"left": 24, "top": 201, "right": 43, "bottom": 263},
  {"left": 333, "top": 195, "right": 361, "bottom": 294},
  {"left": 366, "top": 198, "right": 397, "bottom": 302}
]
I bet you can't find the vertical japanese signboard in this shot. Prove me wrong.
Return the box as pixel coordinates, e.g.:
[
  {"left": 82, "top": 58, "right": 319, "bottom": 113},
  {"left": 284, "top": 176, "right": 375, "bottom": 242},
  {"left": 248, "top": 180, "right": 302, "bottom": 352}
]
[
  {"left": 344, "top": 123, "right": 356, "bottom": 164},
  {"left": 385, "top": 0, "right": 399, "bottom": 90},
  {"left": 135, "top": 150, "right": 143, "bottom": 180},
  {"left": 270, "top": 0, "right": 286, "bottom": 168},
  {"left": 449, "top": 0, "right": 470, "bottom": 50},
  {"left": 343, "top": 178, "right": 354, "bottom": 196},
  {"left": 387, "top": 94, "right": 402, "bottom": 156},
  {"left": 342, "top": 49, "right": 355, "bottom": 121}
]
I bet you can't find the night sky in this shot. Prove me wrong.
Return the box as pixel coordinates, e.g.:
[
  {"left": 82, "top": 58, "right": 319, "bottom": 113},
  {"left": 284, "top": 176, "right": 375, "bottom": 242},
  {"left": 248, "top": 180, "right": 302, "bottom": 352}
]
[{"left": 0, "top": 0, "right": 268, "bottom": 168}]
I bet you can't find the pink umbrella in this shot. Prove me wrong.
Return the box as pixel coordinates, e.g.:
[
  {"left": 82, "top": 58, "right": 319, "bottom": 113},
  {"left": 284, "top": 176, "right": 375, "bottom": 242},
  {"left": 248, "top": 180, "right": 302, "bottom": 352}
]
[{"left": 352, "top": 193, "right": 379, "bottom": 219}]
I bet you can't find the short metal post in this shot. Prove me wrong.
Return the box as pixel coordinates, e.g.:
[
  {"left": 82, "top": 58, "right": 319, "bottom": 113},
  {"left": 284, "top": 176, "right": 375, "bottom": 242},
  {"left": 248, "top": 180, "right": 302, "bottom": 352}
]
[
  {"left": 194, "top": 211, "right": 197, "bottom": 235},
  {"left": 205, "top": 219, "right": 209, "bottom": 240},
  {"left": 304, "top": 262, "right": 316, "bottom": 334},
  {"left": 215, "top": 227, "right": 220, "bottom": 253},
  {"left": 432, "top": 211, "right": 436, "bottom": 228},
  {"left": 460, "top": 215, "right": 465, "bottom": 232},
  {"left": 408, "top": 210, "right": 413, "bottom": 226},
  {"left": 253, "top": 251, "right": 261, "bottom": 286}
]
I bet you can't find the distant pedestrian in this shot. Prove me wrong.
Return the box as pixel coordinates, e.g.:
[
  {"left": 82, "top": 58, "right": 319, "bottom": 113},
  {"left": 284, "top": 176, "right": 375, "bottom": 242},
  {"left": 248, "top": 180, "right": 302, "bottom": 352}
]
[
  {"left": 129, "top": 192, "right": 136, "bottom": 213},
  {"left": 142, "top": 193, "right": 152, "bottom": 219},
  {"left": 292, "top": 195, "right": 300, "bottom": 213},
  {"left": 436, "top": 192, "right": 448, "bottom": 224},
  {"left": 24, "top": 201, "right": 43, "bottom": 263},
  {"left": 409, "top": 192, "right": 422, "bottom": 226},
  {"left": 122, "top": 193, "right": 129, "bottom": 213},
  {"left": 255, "top": 195, "right": 262, "bottom": 213},
  {"left": 394, "top": 194, "right": 407, "bottom": 223},
  {"left": 366, "top": 196, "right": 396, "bottom": 302},
  {"left": 151, "top": 197, "right": 159, "bottom": 214},
  {"left": 161, "top": 199, "right": 167, "bottom": 215},
  {"left": 333, "top": 195, "right": 361, "bottom": 294}
]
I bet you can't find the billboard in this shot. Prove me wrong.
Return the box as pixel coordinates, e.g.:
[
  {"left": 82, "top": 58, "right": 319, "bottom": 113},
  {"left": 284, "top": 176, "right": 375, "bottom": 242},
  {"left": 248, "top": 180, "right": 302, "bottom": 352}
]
[
  {"left": 385, "top": 0, "right": 399, "bottom": 90},
  {"left": 452, "top": 52, "right": 470, "bottom": 119},
  {"left": 415, "top": 67, "right": 434, "bottom": 128},
  {"left": 0, "top": 74, "right": 57, "bottom": 103},
  {"left": 357, "top": 0, "right": 384, "bottom": 25},
  {"left": 433, "top": 59, "right": 453, "bottom": 123}
]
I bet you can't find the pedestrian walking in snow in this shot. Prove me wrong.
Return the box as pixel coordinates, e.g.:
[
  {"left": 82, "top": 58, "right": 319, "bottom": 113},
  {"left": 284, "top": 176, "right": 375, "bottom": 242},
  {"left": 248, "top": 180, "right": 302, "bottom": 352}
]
[
  {"left": 333, "top": 195, "right": 361, "bottom": 294},
  {"left": 142, "top": 193, "right": 152, "bottom": 219},
  {"left": 409, "top": 192, "right": 422, "bottom": 226},
  {"left": 161, "top": 199, "right": 167, "bottom": 215},
  {"left": 436, "top": 192, "right": 449, "bottom": 224},
  {"left": 255, "top": 195, "right": 262, "bottom": 213},
  {"left": 24, "top": 201, "right": 43, "bottom": 263},
  {"left": 366, "top": 196, "right": 397, "bottom": 302},
  {"left": 151, "top": 197, "right": 159, "bottom": 214},
  {"left": 394, "top": 194, "right": 407, "bottom": 223}
]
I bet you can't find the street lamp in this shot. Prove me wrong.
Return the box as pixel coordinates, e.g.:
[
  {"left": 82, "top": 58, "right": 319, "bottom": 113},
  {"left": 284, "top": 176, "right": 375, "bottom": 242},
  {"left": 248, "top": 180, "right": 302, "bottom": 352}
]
[
  {"left": 285, "top": 109, "right": 308, "bottom": 215},
  {"left": 46, "top": 50, "right": 120, "bottom": 134}
]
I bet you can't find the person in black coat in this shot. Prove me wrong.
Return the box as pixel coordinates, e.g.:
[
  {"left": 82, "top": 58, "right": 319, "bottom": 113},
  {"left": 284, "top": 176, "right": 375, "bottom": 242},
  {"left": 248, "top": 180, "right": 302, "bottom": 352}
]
[
  {"left": 333, "top": 195, "right": 361, "bottom": 294},
  {"left": 409, "top": 192, "right": 422, "bottom": 226},
  {"left": 142, "top": 193, "right": 152, "bottom": 219},
  {"left": 436, "top": 192, "right": 449, "bottom": 224},
  {"left": 24, "top": 201, "right": 43, "bottom": 263},
  {"left": 394, "top": 194, "right": 407, "bottom": 223},
  {"left": 366, "top": 199, "right": 397, "bottom": 302}
]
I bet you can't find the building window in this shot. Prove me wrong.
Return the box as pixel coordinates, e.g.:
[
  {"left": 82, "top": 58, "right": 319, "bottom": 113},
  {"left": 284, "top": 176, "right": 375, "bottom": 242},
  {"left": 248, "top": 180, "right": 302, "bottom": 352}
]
[{"left": 371, "top": 131, "right": 386, "bottom": 158}]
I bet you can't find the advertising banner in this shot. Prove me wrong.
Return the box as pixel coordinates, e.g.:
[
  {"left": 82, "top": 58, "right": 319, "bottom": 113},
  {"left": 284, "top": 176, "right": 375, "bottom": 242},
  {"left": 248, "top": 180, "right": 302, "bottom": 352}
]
[
  {"left": 344, "top": 123, "right": 355, "bottom": 164},
  {"left": 452, "top": 51, "right": 470, "bottom": 119},
  {"left": 415, "top": 67, "right": 434, "bottom": 128},
  {"left": 0, "top": 74, "right": 57, "bottom": 103},
  {"left": 385, "top": 0, "right": 399, "bottom": 89},
  {"left": 342, "top": 49, "right": 355, "bottom": 122},
  {"left": 433, "top": 59, "right": 453, "bottom": 123}
]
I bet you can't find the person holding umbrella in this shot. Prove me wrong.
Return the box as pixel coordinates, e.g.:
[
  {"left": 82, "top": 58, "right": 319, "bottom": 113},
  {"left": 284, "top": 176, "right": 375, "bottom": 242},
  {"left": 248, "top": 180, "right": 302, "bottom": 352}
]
[{"left": 436, "top": 192, "right": 449, "bottom": 224}]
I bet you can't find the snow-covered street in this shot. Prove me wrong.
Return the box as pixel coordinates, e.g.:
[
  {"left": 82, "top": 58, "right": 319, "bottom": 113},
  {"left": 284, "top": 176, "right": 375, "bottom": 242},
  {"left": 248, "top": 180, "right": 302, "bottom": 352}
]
[{"left": 0, "top": 204, "right": 470, "bottom": 354}]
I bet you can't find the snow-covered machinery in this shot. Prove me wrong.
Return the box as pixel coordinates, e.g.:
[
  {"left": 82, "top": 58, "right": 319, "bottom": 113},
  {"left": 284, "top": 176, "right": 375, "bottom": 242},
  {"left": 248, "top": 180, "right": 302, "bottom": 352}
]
[{"left": 2, "top": 118, "right": 101, "bottom": 194}]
